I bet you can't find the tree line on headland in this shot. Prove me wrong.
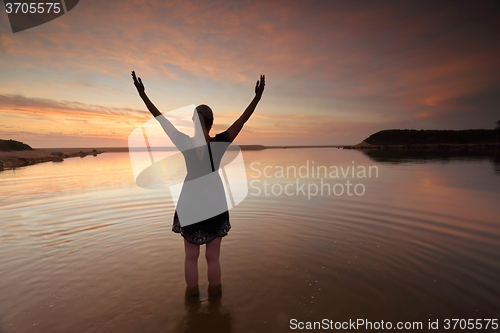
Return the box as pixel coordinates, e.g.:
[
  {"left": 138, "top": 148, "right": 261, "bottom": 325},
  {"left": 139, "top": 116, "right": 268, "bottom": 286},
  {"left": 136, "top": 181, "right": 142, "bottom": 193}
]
[
  {"left": 364, "top": 128, "right": 499, "bottom": 146},
  {"left": 0, "top": 139, "right": 33, "bottom": 151},
  {"left": 361, "top": 120, "right": 500, "bottom": 146}
]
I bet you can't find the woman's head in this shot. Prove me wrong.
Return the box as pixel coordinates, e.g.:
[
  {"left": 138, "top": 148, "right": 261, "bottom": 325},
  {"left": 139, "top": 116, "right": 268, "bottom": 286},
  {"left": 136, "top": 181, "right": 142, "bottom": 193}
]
[{"left": 194, "top": 104, "right": 213, "bottom": 132}]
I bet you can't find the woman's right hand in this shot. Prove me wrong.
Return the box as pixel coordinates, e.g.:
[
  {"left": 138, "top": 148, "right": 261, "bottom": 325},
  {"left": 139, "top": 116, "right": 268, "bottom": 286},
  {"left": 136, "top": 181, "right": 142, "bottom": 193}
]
[
  {"left": 255, "top": 74, "right": 265, "bottom": 98},
  {"left": 132, "top": 71, "right": 145, "bottom": 94}
]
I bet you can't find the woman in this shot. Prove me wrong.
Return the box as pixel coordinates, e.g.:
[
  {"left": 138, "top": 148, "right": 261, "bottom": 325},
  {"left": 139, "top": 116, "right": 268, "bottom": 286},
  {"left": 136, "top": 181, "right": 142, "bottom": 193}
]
[{"left": 132, "top": 71, "right": 265, "bottom": 298}]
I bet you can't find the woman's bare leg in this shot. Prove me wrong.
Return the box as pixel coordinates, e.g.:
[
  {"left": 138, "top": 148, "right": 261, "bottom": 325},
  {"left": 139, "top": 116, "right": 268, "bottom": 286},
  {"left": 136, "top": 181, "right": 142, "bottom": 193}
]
[
  {"left": 205, "top": 237, "right": 222, "bottom": 286},
  {"left": 184, "top": 239, "right": 200, "bottom": 288}
]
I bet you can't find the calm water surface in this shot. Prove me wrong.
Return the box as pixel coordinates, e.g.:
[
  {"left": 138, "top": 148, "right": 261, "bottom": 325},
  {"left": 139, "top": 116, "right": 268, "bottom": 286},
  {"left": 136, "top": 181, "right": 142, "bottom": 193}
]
[{"left": 0, "top": 149, "right": 499, "bottom": 332}]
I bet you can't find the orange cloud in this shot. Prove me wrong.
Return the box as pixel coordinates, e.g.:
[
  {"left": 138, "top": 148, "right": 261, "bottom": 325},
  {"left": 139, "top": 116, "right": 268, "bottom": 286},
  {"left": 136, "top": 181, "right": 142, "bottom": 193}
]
[{"left": 414, "top": 111, "right": 435, "bottom": 119}]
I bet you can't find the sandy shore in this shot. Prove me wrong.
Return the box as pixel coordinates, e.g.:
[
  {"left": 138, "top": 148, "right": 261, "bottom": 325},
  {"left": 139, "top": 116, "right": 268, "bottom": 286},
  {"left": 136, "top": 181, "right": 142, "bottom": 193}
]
[
  {"left": 0, "top": 148, "right": 107, "bottom": 170},
  {"left": 0, "top": 145, "right": 267, "bottom": 171}
]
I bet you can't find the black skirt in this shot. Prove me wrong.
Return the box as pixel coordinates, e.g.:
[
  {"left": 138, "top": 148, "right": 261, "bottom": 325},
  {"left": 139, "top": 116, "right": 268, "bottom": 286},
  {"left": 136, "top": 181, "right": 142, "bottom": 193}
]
[{"left": 172, "top": 210, "right": 231, "bottom": 245}]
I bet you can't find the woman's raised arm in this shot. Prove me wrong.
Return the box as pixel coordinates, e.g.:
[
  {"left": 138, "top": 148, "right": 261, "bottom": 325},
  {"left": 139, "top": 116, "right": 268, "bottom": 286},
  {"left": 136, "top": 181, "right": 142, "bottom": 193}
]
[
  {"left": 132, "top": 70, "right": 178, "bottom": 140},
  {"left": 226, "top": 75, "right": 265, "bottom": 142}
]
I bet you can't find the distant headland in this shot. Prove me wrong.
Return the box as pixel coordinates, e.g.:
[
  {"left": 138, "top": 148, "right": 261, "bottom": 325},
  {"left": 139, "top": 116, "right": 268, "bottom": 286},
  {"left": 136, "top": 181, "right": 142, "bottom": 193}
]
[
  {"left": 347, "top": 129, "right": 500, "bottom": 150},
  {"left": 0, "top": 139, "right": 33, "bottom": 151},
  {"left": 364, "top": 129, "right": 498, "bottom": 145}
]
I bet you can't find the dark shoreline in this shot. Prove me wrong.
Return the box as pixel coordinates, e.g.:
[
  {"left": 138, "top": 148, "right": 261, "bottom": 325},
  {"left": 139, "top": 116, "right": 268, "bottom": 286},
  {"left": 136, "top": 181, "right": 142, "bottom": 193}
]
[
  {"left": 1, "top": 142, "right": 499, "bottom": 171},
  {"left": 0, "top": 148, "right": 105, "bottom": 171}
]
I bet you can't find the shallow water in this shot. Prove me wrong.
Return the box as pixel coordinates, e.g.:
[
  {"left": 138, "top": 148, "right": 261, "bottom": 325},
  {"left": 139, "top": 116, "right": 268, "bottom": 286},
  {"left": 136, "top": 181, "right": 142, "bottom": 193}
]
[{"left": 0, "top": 149, "right": 499, "bottom": 332}]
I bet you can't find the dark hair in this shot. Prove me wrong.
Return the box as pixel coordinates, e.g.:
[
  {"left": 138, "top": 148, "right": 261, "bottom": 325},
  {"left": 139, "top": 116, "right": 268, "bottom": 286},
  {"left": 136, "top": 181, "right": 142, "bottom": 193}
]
[{"left": 196, "top": 104, "right": 213, "bottom": 131}]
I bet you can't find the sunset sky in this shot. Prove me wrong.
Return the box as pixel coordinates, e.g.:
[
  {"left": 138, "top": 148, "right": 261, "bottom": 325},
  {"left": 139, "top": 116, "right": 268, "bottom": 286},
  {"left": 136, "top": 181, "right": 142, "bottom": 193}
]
[{"left": 0, "top": 0, "right": 499, "bottom": 147}]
